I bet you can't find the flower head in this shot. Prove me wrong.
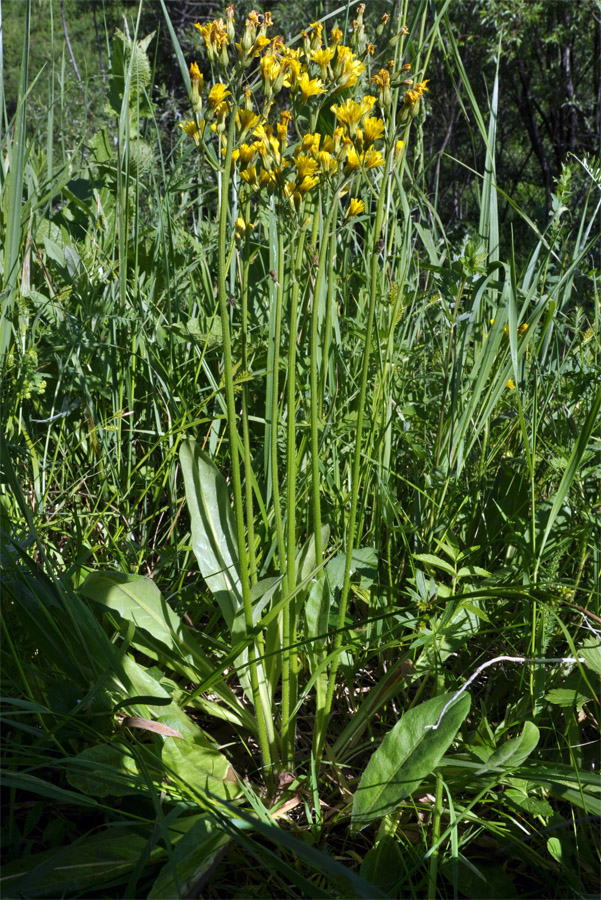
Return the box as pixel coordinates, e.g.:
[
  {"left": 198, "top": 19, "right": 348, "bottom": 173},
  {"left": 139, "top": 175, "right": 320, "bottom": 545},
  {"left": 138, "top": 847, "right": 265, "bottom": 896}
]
[{"left": 348, "top": 197, "right": 365, "bottom": 217}]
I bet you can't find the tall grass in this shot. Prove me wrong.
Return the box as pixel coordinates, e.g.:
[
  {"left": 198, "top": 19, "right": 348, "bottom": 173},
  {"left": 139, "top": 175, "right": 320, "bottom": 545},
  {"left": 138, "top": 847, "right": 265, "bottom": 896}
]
[{"left": 1, "top": 1, "right": 600, "bottom": 897}]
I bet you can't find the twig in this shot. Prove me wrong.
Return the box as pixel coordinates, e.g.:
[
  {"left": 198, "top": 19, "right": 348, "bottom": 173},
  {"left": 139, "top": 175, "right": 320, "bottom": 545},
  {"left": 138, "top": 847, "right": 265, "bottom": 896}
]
[{"left": 425, "top": 655, "right": 585, "bottom": 732}]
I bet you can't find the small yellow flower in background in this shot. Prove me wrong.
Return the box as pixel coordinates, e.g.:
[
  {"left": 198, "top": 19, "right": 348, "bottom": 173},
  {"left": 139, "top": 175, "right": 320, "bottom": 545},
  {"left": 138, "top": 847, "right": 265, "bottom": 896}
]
[
  {"left": 333, "top": 45, "right": 366, "bottom": 88},
  {"left": 317, "top": 150, "right": 338, "bottom": 176},
  {"left": 402, "top": 78, "right": 430, "bottom": 118},
  {"left": 189, "top": 61, "right": 203, "bottom": 84},
  {"left": 189, "top": 62, "right": 204, "bottom": 112},
  {"left": 195, "top": 19, "right": 229, "bottom": 64},
  {"left": 240, "top": 165, "right": 258, "bottom": 186},
  {"left": 250, "top": 34, "right": 271, "bottom": 57},
  {"left": 331, "top": 96, "right": 376, "bottom": 137},
  {"left": 294, "top": 153, "right": 319, "bottom": 178},
  {"left": 362, "top": 116, "right": 385, "bottom": 145},
  {"left": 394, "top": 139, "right": 404, "bottom": 163},
  {"left": 179, "top": 119, "right": 202, "bottom": 146},
  {"left": 235, "top": 216, "right": 248, "bottom": 239},
  {"left": 296, "top": 72, "right": 325, "bottom": 105},
  {"left": 309, "top": 21, "right": 324, "bottom": 50},
  {"left": 310, "top": 46, "right": 335, "bottom": 74},
  {"left": 366, "top": 43, "right": 375, "bottom": 55},
  {"left": 208, "top": 83, "right": 231, "bottom": 109},
  {"left": 363, "top": 146, "right": 385, "bottom": 169},
  {"left": 237, "top": 108, "right": 260, "bottom": 138},
  {"left": 237, "top": 142, "right": 260, "bottom": 168},
  {"left": 296, "top": 174, "right": 320, "bottom": 195},
  {"left": 348, "top": 197, "right": 365, "bottom": 217},
  {"left": 518, "top": 323, "right": 528, "bottom": 335},
  {"left": 506, "top": 379, "right": 516, "bottom": 389},
  {"left": 330, "top": 27, "right": 343, "bottom": 45}
]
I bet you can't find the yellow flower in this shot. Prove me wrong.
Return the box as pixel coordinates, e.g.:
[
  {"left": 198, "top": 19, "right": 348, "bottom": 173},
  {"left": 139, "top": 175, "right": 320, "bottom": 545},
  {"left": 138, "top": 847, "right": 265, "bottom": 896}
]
[
  {"left": 295, "top": 153, "right": 319, "bottom": 178},
  {"left": 371, "top": 68, "right": 390, "bottom": 89},
  {"left": 330, "top": 27, "right": 343, "bottom": 45},
  {"left": 506, "top": 379, "right": 516, "bottom": 389},
  {"left": 296, "top": 174, "right": 320, "bottom": 195},
  {"left": 237, "top": 108, "right": 260, "bottom": 137},
  {"left": 208, "top": 83, "right": 231, "bottom": 109},
  {"left": 518, "top": 323, "right": 529, "bottom": 335},
  {"left": 250, "top": 34, "right": 271, "bottom": 56},
  {"left": 362, "top": 116, "right": 385, "bottom": 144},
  {"left": 276, "top": 110, "right": 292, "bottom": 142},
  {"left": 296, "top": 72, "right": 325, "bottom": 104},
  {"left": 260, "top": 54, "right": 281, "bottom": 85},
  {"left": 238, "top": 142, "right": 259, "bottom": 167},
  {"left": 240, "top": 165, "right": 258, "bottom": 186},
  {"left": 189, "top": 62, "right": 204, "bottom": 112},
  {"left": 403, "top": 78, "right": 430, "bottom": 112},
  {"left": 344, "top": 145, "right": 361, "bottom": 171},
  {"left": 348, "top": 197, "right": 365, "bottom": 217},
  {"left": 393, "top": 139, "right": 404, "bottom": 162},
  {"left": 333, "top": 45, "right": 365, "bottom": 88},
  {"left": 179, "top": 119, "right": 202, "bottom": 146},
  {"left": 331, "top": 95, "right": 376, "bottom": 136},
  {"left": 310, "top": 46, "right": 335, "bottom": 72},
  {"left": 189, "top": 61, "right": 202, "bottom": 83},
  {"left": 235, "top": 216, "right": 248, "bottom": 239},
  {"left": 317, "top": 150, "right": 338, "bottom": 175},
  {"left": 362, "top": 146, "right": 385, "bottom": 169},
  {"left": 300, "top": 132, "right": 321, "bottom": 154},
  {"left": 195, "top": 19, "right": 229, "bottom": 60}
]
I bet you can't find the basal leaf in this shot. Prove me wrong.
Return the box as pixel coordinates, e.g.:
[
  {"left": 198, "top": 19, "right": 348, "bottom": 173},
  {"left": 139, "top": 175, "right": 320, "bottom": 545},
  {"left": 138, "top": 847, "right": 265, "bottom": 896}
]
[
  {"left": 477, "top": 721, "right": 540, "bottom": 773},
  {"left": 180, "top": 439, "right": 242, "bottom": 630},
  {"left": 352, "top": 692, "right": 470, "bottom": 830}
]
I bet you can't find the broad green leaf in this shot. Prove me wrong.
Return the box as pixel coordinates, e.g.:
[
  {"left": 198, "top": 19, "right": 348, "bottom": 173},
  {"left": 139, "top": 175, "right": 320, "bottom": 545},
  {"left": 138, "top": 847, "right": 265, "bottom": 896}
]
[
  {"left": 180, "top": 439, "right": 242, "bottom": 630},
  {"left": 161, "top": 736, "right": 240, "bottom": 803},
  {"left": 413, "top": 553, "right": 456, "bottom": 578},
  {"left": 148, "top": 815, "right": 231, "bottom": 899},
  {"left": 79, "top": 570, "right": 185, "bottom": 654},
  {"left": 477, "top": 722, "right": 540, "bottom": 773},
  {"left": 580, "top": 634, "right": 601, "bottom": 675},
  {"left": 65, "top": 743, "right": 144, "bottom": 797},
  {"left": 505, "top": 789, "right": 553, "bottom": 818},
  {"left": 545, "top": 688, "right": 592, "bottom": 709},
  {"left": 352, "top": 692, "right": 470, "bottom": 829},
  {"left": 0, "top": 829, "right": 162, "bottom": 897}
]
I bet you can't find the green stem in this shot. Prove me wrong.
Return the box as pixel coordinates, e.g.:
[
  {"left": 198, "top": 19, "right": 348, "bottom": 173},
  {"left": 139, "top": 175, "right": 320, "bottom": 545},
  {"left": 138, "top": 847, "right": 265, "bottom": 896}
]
[
  {"left": 428, "top": 773, "right": 444, "bottom": 900},
  {"left": 317, "top": 161, "right": 390, "bottom": 763},
  {"left": 270, "top": 228, "right": 287, "bottom": 574},
  {"left": 310, "top": 196, "right": 339, "bottom": 570},
  {"left": 216, "top": 105, "right": 272, "bottom": 774},
  {"left": 240, "top": 197, "right": 257, "bottom": 585},
  {"left": 282, "top": 219, "right": 309, "bottom": 766}
]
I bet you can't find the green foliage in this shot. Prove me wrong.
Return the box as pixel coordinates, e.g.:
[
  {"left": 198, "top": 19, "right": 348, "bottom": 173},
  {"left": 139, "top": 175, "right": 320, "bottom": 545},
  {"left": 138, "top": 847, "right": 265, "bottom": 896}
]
[{"left": 1, "top": 1, "right": 600, "bottom": 898}]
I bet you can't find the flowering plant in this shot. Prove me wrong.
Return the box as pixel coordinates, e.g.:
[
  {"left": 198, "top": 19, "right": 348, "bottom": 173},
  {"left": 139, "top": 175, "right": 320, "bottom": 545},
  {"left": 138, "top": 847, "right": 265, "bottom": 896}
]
[{"left": 179, "top": 5, "right": 428, "bottom": 774}]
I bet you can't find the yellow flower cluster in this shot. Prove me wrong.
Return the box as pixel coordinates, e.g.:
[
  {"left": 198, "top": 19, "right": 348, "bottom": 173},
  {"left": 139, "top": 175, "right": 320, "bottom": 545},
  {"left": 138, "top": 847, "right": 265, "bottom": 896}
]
[{"left": 181, "top": 7, "right": 419, "bottom": 211}]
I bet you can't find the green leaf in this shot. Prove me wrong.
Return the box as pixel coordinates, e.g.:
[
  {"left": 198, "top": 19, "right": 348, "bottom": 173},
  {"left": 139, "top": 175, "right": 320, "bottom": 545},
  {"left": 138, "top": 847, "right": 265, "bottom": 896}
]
[
  {"left": 545, "top": 688, "right": 592, "bottom": 709},
  {"left": 161, "top": 736, "right": 240, "bottom": 803},
  {"left": 79, "top": 570, "right": 186, "bottom": 655},
  {"left": 413, "top": 553, "right": 456, "bottom": 577},
  {"left": 580, "top": 634, "right": 601, "bottom": 675},
  {"left": 179, "top": 439, "right": 242, "bottom": 630},
  {"left": 352, "top": 692, "right": 470, "bottom": 830},
  {"left": 477, "top": 721, "right": 540, "bottom": 773},
  {"left": 0, "top": 829, "right": 162, "bottom": 897},
  {"left": 65, "top": 743, "right": 144, "bottom": 797},
  {"left": 148, "top": 815, "right": 231, "bottom": 899}
]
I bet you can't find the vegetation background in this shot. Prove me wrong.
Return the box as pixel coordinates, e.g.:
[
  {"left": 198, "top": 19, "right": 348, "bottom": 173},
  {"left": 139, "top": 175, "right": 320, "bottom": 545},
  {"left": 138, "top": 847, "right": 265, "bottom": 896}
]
[{"left": 1, "top": 0, "right": 600, "bottom": 898}]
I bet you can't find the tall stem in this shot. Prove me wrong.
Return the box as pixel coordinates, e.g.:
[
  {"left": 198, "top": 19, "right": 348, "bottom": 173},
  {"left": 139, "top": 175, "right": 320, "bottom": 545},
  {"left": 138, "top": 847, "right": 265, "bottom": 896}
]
[
  {"left": 270, "top": 228, "right": 286, "bottom": 574},
  {"left": 217, "top": 106, "right": 272, "bottom": 773},
  {"left": 310, "top": 197, "right": 338, "bottom": 570},
  {"left": 317, "top": 164, "right": 389, "bottom": 762},
  {"left": 281, "top": 220, "right": 309, "bottom": 766},
  {"left": 240, "top": 197, "right": 257, "bottom": 585}
]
